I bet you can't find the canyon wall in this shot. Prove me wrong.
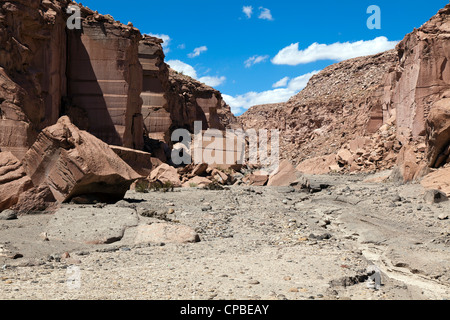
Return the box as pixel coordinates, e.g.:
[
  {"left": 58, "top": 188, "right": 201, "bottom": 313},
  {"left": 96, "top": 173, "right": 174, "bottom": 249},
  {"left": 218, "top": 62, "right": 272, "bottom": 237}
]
[
  {"left": 0, "top": 0, "right": 69, "bottom": 160},
  {"left": 67, "top": 9, "right": 144, "bottom": 149},
  {"left": 240, "top": 4, "right": 450, "bottom": 182},
  {"left": 239, "top": 50, "right": 398, "bottom": 173},
  {"left": 0, "top": 1, "right": 237, "bottom": 161}
]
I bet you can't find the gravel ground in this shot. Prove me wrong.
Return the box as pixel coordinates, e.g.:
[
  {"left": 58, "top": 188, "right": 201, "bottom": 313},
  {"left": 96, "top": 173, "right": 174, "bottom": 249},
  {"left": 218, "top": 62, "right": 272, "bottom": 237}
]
[{"left": 0, "top": 172, "right": 449, "bottom": 300}]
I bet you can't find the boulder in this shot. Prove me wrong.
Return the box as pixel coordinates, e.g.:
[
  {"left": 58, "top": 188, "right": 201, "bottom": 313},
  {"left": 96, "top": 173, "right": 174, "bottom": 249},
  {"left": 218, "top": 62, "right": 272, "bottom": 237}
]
[
  {"left": 391, "top": 145, "right": 422, "bottom": 183},
  {"left": 149, "top": 163, "right": 182, "bottom": 187},
  {"left": 423, "top": 189, "right": 449, "bottom": 205},
  {"left": 192, "top": 163, "right": 208, "bottom": 176},
  {"left": 182, "top": 176, "right": 212, "bottom": 188},
  {"left": 0, "top": 152, "right": 33, "bottom": 212},
  {"left": 426, "top": 98, "right": 450, "bottom": 168},
  {"left": 134, "top": 223, "right": 200, "bottom": 244},
  {"left": 336, "top": 149, "right": 354, "bottom": 166},
  {"left": 22, "top": 116, "right": 141, "bottom": 203},
  {"left": 11, "top": 184, "right": 57, "bottom": 215},
  {"left": 111, "top": 146, "right": 152, "bottom": 177},
  {"left": 0, "top": 210, "right": 17, "bottom": 221},
  {"left": 243, "top": 173, "right": 269, "bottom": 186},
  {"left": 211, "top": 169, "right": 229, "bottom": 185},
  {"left": 267, "top": 160, "right": 299, "bottom": 187},
  {"left": 296, "top": 154, "right": 337, "bottom": 175},
  {"left": 421, "top": 167, "right": 450, "bottom": 197},
  {"left": 46, "top": 205, "right": 139, "bottom": 245}
]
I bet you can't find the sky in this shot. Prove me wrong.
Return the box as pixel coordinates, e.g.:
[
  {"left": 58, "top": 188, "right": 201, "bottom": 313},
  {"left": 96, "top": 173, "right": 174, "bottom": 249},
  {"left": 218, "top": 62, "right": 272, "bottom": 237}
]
[{"left": 78, "top": 0, "right": 449, "bottom": 115}]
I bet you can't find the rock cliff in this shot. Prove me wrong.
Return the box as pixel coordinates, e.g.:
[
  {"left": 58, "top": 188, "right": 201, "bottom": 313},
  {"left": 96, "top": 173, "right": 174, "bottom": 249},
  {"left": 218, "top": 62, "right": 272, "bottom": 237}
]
[
  {"left": 240, "top": 3, "right": 450, "bottom": 184},
  {"left": 0, "top": 0, "right": 237, "bottom": 161}
]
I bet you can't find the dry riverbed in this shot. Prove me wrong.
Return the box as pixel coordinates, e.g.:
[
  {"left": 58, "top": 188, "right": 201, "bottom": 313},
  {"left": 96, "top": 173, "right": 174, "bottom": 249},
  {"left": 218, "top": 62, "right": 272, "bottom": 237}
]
[{"left": 0, "top": 172, "right": 449, "bottom": 300}]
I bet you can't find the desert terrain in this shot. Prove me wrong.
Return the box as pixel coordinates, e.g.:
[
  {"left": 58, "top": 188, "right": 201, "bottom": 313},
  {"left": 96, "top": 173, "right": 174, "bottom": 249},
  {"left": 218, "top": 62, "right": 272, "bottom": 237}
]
[{"left": 1, "top": 172, "right": 448, "bottom": 300}]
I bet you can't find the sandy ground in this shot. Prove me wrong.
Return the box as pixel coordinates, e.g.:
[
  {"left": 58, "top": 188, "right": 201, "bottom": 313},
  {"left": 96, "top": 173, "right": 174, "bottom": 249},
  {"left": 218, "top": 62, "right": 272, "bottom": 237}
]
[{"left": 0, "top": 172, "right": 449, "bottom": 300}]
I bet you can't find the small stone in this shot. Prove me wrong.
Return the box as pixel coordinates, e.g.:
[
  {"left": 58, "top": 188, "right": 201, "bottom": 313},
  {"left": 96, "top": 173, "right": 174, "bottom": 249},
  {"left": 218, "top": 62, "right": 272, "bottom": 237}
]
[
  {"left": 39, "top": 232, "right": 49, "bottom": 242},
  {"left": 61, "top": 252, "right": 70, "bottom": 259},
  {"left": 438, "top": 214, "right": 449, "bottom": 221},
  {"left": 248, "top": 280, "right": 260, "bottom": 285},
  {"left": 167, "top": 209, "right": 175, "bottom": 215},
  {"left": 289, "top": 288, "right": 299, "bottom": 293},
  {"left": 424, "top": 190, "right": 448, "bottom": 205}
]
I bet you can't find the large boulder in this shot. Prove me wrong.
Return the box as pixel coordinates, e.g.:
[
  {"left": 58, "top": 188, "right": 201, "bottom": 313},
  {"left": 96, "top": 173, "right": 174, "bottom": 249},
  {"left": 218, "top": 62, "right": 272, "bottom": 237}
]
[
  {"left": 268, "top": 160, "right": 299, "bottom": 187},
  {"left": 22, "top": 116, "right": 141, "bottom": 203},
  {"left": 0, "top": 152, "right": 33, "bottom": 212},
  {"left": 111, "top": 146, "right": 152, "bottom": 177}
]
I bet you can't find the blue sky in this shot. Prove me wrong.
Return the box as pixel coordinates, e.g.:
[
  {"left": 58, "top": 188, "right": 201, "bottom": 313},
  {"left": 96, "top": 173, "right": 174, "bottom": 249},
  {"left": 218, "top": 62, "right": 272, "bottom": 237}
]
[{"left": 79, "top": 0, "right": 449, "bottom": 115}]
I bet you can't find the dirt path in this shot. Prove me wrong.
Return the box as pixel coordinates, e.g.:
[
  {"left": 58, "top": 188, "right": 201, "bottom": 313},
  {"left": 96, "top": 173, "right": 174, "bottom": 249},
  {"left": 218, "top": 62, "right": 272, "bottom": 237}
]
[{"left": 0, "top": 172, "right": 448, "bottom": 300}]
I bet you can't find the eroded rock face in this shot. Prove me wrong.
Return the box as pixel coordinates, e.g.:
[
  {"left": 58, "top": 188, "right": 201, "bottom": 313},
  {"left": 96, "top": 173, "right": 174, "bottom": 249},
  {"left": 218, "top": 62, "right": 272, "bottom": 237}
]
[
  {"left": 0, "top": 0, "right": 69, "bottom": 159},
  {"left": 384, "top": 5, "right": 450, "bottom": 144},
  {"left": 22, "top": 116, "right": 141, "bottom": 203},
  {"left": 139, "top": 36, "right": 172, "bottom": 143},
  {"left": 166, "top": 69, "right": 239, "bottom": 135},
  {"left": 67, "top": 7, "right": 144, "bottom": 150},
  {"left": 0, "top": 151, "right": 33, "bottom": 212},
  {"left": 239, "top": 50, "right": 398, "bottom": 172}
]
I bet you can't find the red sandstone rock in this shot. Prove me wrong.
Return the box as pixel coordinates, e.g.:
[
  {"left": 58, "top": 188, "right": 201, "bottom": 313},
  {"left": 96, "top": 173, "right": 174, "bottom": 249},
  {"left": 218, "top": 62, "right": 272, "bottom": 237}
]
[
  {"left": 296, "top": 155, "right": 337, "bottom": 175},
  {"left": 182, "top": 176, "right": 212, "bottom": 188},
  {"left": 149, "top": 163, "right": 182, "bottom": 187},
  {"left": 421, "top": 166, "right": 450, "bottom": 196},
  {"left": 243, "top": 173, "right": 268, "bottom": 186},
  {"left": 426, "top": 97, "right": 450, "bottom": 168},
  {"left": 22, "top": 116, "right": 141, "bottom": 203},
  {"left": 11, "top": 184, "right": 57, "bottom": 215},
  {"left": 267, "top": 160, "right": 299, "bottom": 187},
  {"left": 111, "top": 146, "right": 152, "bottom": 177},
  {"left": 0, "top": 152, "right": 33, "bottom": 212}
]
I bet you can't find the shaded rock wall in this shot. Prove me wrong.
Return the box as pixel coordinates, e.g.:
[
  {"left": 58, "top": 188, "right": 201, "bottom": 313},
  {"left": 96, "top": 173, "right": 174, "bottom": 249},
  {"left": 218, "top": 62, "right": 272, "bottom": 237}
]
[{"left": 66, "top": 6, "right": 144, "bottom": 150}]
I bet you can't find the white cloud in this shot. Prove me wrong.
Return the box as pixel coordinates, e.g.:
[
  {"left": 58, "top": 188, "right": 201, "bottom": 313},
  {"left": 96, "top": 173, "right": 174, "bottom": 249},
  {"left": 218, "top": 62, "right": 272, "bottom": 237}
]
[
  {"left": 166, "top": 60, "right": 226, "bottom": 87},
  {"left": 272, "top": 36, "right": 398, "bottom": 66},
  {"left": 199, "top": 76, "right": 227, "bottom": 87},
  {"left": 243, "top": 6, "right": 253, "bottom": 19},
  {"left": 244, "top": 55, "right": 270, "bottom": 68},
  {"left": 166, "top": 60, "right": 197, "bottom": 78},
  {"left": 177, "top": 44, "right": 186, "bottom": 50},
  {"left": 272, "top": 77, "right": 290, "bottom": 88},
  {"left": 259, "top": 7, "right": 274, "bottom": 21},
  {"left": 223, "top": 71, "right": 319, "bottom": 115},
  {"left": 188, "top": 46, "right": 208, "bottom": 58},
  {"left": 147, "top": 33, "right": 171, "bottom": 53}
]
